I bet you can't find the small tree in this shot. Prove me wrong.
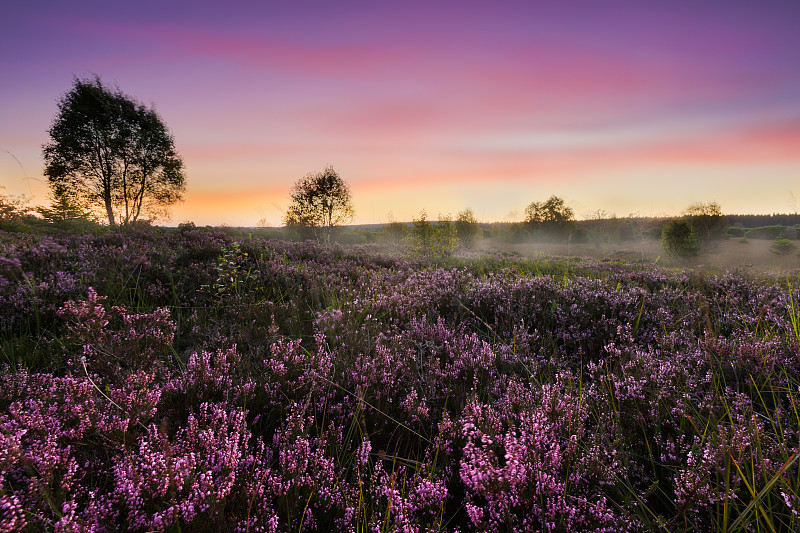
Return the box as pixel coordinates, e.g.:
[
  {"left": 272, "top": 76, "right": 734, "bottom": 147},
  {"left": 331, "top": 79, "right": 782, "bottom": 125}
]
[
  {"left": 409, "top": 211, "right": 458, "bottom": 259},
  {"left": 43, "top": 76, "right": 186, "bottom": 226},
  {"left": 381, "top": 219, "right": 409, "bottom": 245},
  {"left": 524, "top": 195, "right": 575, "bottom": 240},
  {"left": 455, "top": 208, "right": 482, "bottom": 250},
  {"left": 683, "top": 201, "right": 727, "bottom": 242},
  {"left": 662, "top": 202, "right": 727, "bottom": 258},
  {"left": 770, "top": 235, "right": 798, "bottom": 256},
  {"left": 662, "top": 218, "right": 700, "bottom": 257},
  {"left": 284, "top": 165, "right": 353, "bottom": 243},
  {"left": 525, "top": 195, "right": 574, "bottom": 224},
  {"left": 0, "top": 187, "right": 30, "bottom": 232},
  {"left": 36, "top": 193, "right": 99, "bottom": 234}
]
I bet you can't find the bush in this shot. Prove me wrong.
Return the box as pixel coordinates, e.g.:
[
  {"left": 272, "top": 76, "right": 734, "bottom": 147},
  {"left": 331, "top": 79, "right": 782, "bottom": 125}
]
[
  {"left": 682, "top": 201, "right": 727, "bottom": 241},
  {"left": 455, "top": 209, "right": 482, "bottom": 250},
  {"left": 642, "top": 226, "right": 664, "bottom": 240},
  {"left": 524, "top": 195, "right": 575, "bottom": 242},
  {"left": 770, "top": 236, "right": 798, "bottom": 256},
  {"left": 409, "top": 211, "right": 458, "bottom": 259},
  {"left": 727, "top": 226, "right": 746, "bottom": 238},
  {"left": 745, "top": 225, "right": 792, "bottom": 240},
  {"left": 0, "top": 188, "right": 31, "bottom": 232},
  {"left": 381, "top": 221, "right": 409, "bottom": 243},
  {"left": 662, "top": 219, "right": 700, "bottom": 257},
  {"left": 334, "top": 228, "right": 372, "bottom": 245}
]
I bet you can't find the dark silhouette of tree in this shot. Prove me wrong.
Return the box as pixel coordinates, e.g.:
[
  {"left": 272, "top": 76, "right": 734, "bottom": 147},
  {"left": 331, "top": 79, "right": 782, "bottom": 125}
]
[
  {"left": 524, "top": 195, "right": 575, "bottom": 241},
  {"left": 662, "top": 202, "right": 727, "bottom": 257},
  {"left": 284, "top": 165, "right": 353, "bottom": 243},
  {"left": 0, "top": 187, "right": 30, "bottom": 231},
  {"left": 662, "top": 218, "right": 700, "bottom": 257},
  {"left": 43, "top": 76, "right": 186, "bottom": 226},
  {"left": 409, "top": 210, "right": 458, "bottom": 259},
  {"left": 36, "top": 193, "right": 99, "bottom": 234},
  {"left": 524, "top": 195, "right": 574, "bottom": 224},
  {"left": 682, "top": 201, "right": 727, "bottom": 242}
]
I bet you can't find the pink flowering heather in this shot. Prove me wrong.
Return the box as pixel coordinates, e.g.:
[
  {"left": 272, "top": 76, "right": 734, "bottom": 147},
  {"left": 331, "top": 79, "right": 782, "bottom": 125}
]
[{"left": 0, "top": 231, "right": 799, "bottom": 531}]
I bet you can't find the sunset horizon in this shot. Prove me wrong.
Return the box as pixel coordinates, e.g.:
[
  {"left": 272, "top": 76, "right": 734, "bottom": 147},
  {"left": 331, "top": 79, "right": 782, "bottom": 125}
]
[{"left": 2, "top": 1, "right": 799, "bottom": 226}]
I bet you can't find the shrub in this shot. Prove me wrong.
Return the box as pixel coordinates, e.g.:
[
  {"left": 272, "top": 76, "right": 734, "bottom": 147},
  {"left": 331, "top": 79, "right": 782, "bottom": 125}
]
[
  {"left": 381, "top": 220, "right": 409, "bottom": 243},
  {"left": 745, "top": 225, "right": 792, "bottom": 240},
  {"left": 662, "top": 218, "right": 700, "bottom": 257},
  {"left": 770, "top": 236, "right": 798, "bottom": 256},
  {"left": 727, "top": 226, "right": 747, "bottom": 238},
  {"left": 408, "top": 211, "right": 458, "bottom": 259},
  {"left": 0, "top": 188, "right": 31, "bottom": 232},
  {"left": 455, "top": 208, "right": 482, "bottom": 250},
  {"left": 3, "top": 233, "right": 800, "bottom": 531},
  {"left": 682, "top": 201, "right": 728, "bottom": 241}
]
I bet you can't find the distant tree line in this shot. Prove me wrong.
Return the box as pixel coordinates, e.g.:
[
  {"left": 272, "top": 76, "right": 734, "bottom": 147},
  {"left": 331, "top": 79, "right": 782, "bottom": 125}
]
[
  {"left": 725, "top": 213, "right": 800, "bottom": 228},
  {"left": 6, "top": 71, "right": 800, "bottom": 265}
]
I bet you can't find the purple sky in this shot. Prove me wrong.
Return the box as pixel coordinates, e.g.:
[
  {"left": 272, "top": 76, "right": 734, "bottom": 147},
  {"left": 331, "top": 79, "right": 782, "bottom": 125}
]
[{"left": 2, "top": 1, "right": 800, "bottom": 225}]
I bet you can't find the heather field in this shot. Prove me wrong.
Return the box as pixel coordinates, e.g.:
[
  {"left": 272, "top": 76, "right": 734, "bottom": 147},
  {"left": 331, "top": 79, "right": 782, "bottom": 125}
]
[{"left": 2, "top": 229, "right": 800, "bottom": 532}]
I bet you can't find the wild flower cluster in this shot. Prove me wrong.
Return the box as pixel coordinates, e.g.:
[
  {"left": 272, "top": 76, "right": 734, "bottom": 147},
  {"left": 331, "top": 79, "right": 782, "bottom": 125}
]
[{"left": 1, "top": 229, "right": 799, "bottom": 532}]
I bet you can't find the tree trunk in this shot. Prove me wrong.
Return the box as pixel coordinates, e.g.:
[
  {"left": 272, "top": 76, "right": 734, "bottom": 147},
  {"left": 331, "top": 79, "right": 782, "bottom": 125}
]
[
  {"left": 105, "top": 196, "right": 115, "bottom": 226},
  {"left": 121, "top": 161, "right": 130, "bottom": 226}
]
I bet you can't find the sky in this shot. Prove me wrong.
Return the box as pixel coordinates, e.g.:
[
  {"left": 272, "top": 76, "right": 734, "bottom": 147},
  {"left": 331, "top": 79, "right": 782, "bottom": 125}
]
[{"left": 1, "top": 0, "right": 800, "bottom": 226}]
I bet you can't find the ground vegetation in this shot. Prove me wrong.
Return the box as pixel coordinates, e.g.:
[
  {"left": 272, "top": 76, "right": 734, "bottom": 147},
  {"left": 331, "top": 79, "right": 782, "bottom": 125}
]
[{"left": 1, "top": 230, "right": 799, "bottom": 531}]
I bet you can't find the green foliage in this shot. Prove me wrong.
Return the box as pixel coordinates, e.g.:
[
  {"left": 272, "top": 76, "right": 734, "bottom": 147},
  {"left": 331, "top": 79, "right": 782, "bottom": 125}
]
[
  {"left": 524, "top": 195, "right": 574, "bottom": 224},
  {"left": 727, "top": 226, "right": 747, "bottom": 238},
  {"left": 177, "top": 220, "right": 197, "bottom": 232},
  {"left": 770, "top": 236, "right": 798, "bottom": 256},
  {"left": 333, "top": 227, "right": 375, "bottom": 245},
  {"left": 682, "top": 201, "right": 727, "bottom": 241},
  {"left": 746, "top": 225, "right": 797, "bottom": 240},
  {"left": 524, "top": 195, "right": 575, "bottom": 241},
  {"left": 662, "top": 202, "right": 727, "bottom": 257},
  {"left": 0, "top": 187, "right": 30, "bottom": 231},
  {"left": 408, "top": 210, "right": 458, "bottom": 259},
  {"left": 455, "top": 208, "right": 482, "bottom": 250},
  {"left": 284, "top": 165, "right": 353, "bottom": 244},
  {"left": 35, "top": 193, "right": 100, "bottom": 234},
  {"left": 42, "top": 76, "right": 186, "bottom": 226},
  {"left": 582, "top": 210, "right": 628, "bottom": 246},
  {"left": 642, "top": 225, "right": 664, "bottom": 240},
  {"left": 662, "top": 218, "right": 700, "bottom": 257},
  {"left": 493, "top": 222, "right": 530, "bottom": 243},
  {"left": 381, "top": 221, "right": 409, "bottom": 243},
  {"left": 569, "top": 226, "right": 589, "bottom": 244}
]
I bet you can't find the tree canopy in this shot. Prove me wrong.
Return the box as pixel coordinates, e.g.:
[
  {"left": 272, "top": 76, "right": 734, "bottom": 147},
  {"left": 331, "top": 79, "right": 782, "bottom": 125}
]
[
  {"left": 681, "top": 201, "right": 727, "bottom": 242},
  {"left": 455, "top": 208, "right": 482, "bottom": 249},
  {"left": 524, "top": 195, "right": 575, "bottom": 241},
  {"left": 43, "top": 76, "right": 186, "bottom": 226},
  {"left": 0, "top": 187, "right": 30, "bottom": 232},
  {"left": 524, "top": 195, "right": 574, "bottom": 224},
  {"left": 661, "top": 218, "right": 700, "bottom": 257},
  {"left": 284, "top": 165, "right": 353, "bottom": 243},
  {"left": 36, "top": 193, "right": 99, "bottom": 234},
  {"left": 409, "top": 210, "right": 458, "bottom": 259}
]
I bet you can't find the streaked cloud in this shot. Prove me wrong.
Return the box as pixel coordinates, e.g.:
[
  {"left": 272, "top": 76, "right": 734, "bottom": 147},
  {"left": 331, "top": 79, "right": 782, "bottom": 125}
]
[{"left": 1, "top": 1, "right": 799, "bottom": 225}]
